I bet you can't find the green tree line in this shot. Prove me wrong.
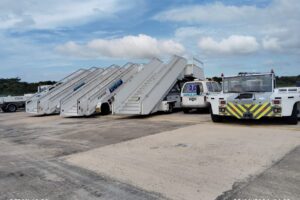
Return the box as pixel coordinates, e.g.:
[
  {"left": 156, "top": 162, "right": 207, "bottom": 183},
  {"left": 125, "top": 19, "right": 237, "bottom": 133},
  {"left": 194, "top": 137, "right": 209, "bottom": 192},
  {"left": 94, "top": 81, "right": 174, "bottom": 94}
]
[
  {"left": 0, "top": 75, "right": 299, "bottom": 96},
  {"left": 0, "top": 78, "right": 56, "bottom": 96}
]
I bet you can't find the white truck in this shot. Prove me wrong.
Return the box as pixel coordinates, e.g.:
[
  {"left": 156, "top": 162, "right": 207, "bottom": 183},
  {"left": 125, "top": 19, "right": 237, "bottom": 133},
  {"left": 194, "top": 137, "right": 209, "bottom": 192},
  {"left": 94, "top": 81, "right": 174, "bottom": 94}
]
[
  {"left": 181, "top": 80, "right": 221, "bottom": 113},
  {"left": 0, "top": 94, "right": 33, "bottom": 112},
  {"left": 1, "top": 85, "right": 51, "bottom": 113},
  {"left": 208, "top": 71, "right": 300, "bottom": 124}
]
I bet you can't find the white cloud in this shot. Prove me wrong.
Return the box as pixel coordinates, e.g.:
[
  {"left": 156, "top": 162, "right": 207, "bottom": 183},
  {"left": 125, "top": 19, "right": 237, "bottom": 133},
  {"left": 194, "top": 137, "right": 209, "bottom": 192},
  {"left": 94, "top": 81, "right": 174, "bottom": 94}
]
[
  {"left": 198, "top": 35, "right": 259, "bottom": 54},
  {"left": 174, "top": 27, "right": 205, "bottom": 40},
  {"left": 262, "top": 37, "right": 281, "bottom": 51},
  {"left": 157, "top": 0, "right": 300, "bottom": 53},
  {"left": 154, "top": 2, "right": 259, "bottom": 24},
  {"left": 56, "top": 34, "right": 185, "bottom": 59},
  {"left": 0, "top": 0, "right": 139, "bottom": 29}
]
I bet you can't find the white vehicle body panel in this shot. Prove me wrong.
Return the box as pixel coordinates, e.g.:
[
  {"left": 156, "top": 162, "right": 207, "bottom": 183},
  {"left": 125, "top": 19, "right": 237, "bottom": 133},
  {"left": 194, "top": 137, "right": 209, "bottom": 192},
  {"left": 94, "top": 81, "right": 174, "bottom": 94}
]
[{"left": 181, "top": 81, "right": 221, "bottom": 109}]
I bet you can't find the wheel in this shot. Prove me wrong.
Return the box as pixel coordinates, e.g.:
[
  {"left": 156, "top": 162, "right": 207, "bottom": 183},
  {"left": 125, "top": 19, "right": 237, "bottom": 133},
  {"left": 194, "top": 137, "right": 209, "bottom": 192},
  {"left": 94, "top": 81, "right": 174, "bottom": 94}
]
[
  {"left": 286, "top": 104, "right": 298, "bottom": 125},
  {"left": 210, "top": 107, "right": 223, "bottom": 122},
  {"left": 183, "top": 108, "right": 190, "bottom": 113},
  {"left": 101, "top": 103, "right": 111, "bottom": 115},
  {"left": 167, "top": 104, "right": 174, "bottom": 113},
  {"left": 211, "top": 113, "right": 223, "bottom": 123},
  {"left": 7, "top": 104, "right": 17, "bottom": 112}
]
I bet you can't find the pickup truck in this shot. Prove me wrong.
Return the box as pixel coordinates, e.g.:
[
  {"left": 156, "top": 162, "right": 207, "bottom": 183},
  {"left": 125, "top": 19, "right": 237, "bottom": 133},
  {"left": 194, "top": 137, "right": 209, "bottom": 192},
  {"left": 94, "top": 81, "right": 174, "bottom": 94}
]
[{"left": 181, "top": 80, "right": 221, "bottom": 113}]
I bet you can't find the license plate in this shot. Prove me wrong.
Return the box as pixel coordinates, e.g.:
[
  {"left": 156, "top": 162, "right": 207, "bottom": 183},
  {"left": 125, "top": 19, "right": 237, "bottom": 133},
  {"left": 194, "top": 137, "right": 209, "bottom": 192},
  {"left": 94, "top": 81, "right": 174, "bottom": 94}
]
[{"left": 189, "top": 97, "right": 196, "bottom": 101}]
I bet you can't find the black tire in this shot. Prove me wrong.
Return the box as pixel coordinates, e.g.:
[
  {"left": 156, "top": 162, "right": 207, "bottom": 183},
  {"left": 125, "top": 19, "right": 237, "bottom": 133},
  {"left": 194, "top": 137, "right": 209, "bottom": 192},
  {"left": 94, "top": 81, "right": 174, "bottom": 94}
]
[
  {"left": 183, "top": 108, "right": 190, "bottom": 114},
  {"left": 210, "top": 107, "right": 223, "bottom": 122},
  {"left": 101, "top": 103, "right": 111, "bottom": 115},
  {"left": 7, "top": 104, "right": 17, "bottom": 112},
  {"left": 167, "top": 104, "right": 174, "bottom": 113},
  {"left": 286, "top": 104, "right": 298, "bottom": 125}
]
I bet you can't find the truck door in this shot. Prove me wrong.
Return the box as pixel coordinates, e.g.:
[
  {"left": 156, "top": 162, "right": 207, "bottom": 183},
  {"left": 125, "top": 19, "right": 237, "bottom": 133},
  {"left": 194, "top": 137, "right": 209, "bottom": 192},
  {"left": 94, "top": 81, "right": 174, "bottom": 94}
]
[{"left": 182, "top": 82, "right": 205, "bottom": 107}]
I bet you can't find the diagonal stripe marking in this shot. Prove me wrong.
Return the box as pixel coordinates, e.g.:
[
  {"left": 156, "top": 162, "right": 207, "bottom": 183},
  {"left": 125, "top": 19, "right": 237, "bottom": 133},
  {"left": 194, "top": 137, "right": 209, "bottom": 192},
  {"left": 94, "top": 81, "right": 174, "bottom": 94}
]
[
  {"left": 247, "top": 104, "right": 255, "bottom": 111},
  {"left": 228, "top": 103, "right": 243, "bottom": 117},
  {"left": 250, "top": 104, "right": 259, "bottom": 112},
  {"left": 226, "top": 107, "right": 241, "bottom": 119},
  {"left": 244, "top": 104, "right": 252, "bottom": 108},
  {"left": 256, "top": 106, "right": 272, "bottom": 119},
  {"left": 254, "top": 103, "right": 270, "bottom": 118},
  {"left": 237, "top": 104, "right": 247, "bottom": 112}
]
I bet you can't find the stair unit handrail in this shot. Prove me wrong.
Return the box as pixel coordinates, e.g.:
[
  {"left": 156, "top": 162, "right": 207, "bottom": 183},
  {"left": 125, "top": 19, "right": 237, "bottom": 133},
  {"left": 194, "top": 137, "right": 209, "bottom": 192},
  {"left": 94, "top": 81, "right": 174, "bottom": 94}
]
[
  {"left": 87, "top": 63, "right": 136, "bottom": 103},
  {"left": 140, "top": 56, "right": 187, "bottom": 114},
  {"left": 60, "top": 65, "right": 120, "bottom": 114},
  {"left": 38, "top": 69, "right": 89, "bottom": 103},
  {"left": 76, "top": 67, "right": 120, "bottom": 103},
  {"left": 60, "top": 65, "right": 116, "bottom": 105},
  {"left": 48, "top": 67, "right": 101, "bottom": 102},
  {"left": 113, "top": 58, "right": 163, "bottom": 113},
  {"left": 27, "top": 68, "right": 88, "bottom": 102},
  {"left": 80, "top": 64, "right": 138, "bottom": 116}
]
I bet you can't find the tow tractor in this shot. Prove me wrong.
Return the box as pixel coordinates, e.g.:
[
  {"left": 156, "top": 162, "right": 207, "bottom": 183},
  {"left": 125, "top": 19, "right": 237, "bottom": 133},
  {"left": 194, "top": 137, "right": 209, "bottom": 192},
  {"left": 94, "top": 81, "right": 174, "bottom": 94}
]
[{"left": 208, "top": 71, "right": 300, "bottom": 124}]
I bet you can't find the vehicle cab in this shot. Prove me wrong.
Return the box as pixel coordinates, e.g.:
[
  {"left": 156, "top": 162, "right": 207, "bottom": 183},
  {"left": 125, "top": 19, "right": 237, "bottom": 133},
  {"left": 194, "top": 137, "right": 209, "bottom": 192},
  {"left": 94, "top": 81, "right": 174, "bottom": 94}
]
[{"left": 181, "top": 80, "right": 221, "bottom": 113}]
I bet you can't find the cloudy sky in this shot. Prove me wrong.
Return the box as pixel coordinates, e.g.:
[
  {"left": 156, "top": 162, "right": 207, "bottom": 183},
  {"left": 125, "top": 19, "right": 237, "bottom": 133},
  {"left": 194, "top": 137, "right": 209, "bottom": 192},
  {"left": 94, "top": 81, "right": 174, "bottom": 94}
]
[{"left": 0, "top": 0, "right": 299, "bottom": 81}]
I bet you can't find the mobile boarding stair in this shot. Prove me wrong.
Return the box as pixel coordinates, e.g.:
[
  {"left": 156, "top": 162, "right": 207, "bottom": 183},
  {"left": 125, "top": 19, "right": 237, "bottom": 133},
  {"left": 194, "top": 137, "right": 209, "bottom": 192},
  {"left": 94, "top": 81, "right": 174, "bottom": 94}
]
[
  {"left": 60, "top": 63, "right": 140, "bottom": 117},
  {"left": 112, "top": 55, "right": 203, "bottom": 115},
  {"left": 26, "top": 68, "right": 94, "bottom": 115},
  {"left": 26, "top": 69, "right": 89, "bottom": 113}
]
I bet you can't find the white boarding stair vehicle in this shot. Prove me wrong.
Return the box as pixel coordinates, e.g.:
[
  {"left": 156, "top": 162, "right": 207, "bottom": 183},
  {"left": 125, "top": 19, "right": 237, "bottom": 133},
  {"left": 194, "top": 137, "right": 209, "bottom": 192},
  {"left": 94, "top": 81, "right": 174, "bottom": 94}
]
[
  {"left": 60, "top": 65, "right": 121, "bottom": 117},
  {"left": 37, "top": 67, "right": 103, "bottom": 115},
  {"left": 26, "top": 68, "right": 91, "bottom": 114},
  {"left": 208, "top": 71, "right": 300, "bottom": 124},
  {"left": 112, "top": 55, "right": 188, "bottom": 115},
  {"left": 76, "top": 63, "right": 141, "bottom": 116}
]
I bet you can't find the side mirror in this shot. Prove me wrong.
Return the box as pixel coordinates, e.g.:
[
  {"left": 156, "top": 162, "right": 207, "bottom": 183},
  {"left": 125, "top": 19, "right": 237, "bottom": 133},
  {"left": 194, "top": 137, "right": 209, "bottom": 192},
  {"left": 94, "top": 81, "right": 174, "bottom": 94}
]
[{"left": 196, "top": 85, "right": 201, "bottom": 95}]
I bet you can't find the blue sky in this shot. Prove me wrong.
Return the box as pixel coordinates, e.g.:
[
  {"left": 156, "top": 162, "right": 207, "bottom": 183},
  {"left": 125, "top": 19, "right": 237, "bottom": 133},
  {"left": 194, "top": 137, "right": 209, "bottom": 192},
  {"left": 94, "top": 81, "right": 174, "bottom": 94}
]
[{"left": 0, "top": 0, "right": 299, "bottom": 82}]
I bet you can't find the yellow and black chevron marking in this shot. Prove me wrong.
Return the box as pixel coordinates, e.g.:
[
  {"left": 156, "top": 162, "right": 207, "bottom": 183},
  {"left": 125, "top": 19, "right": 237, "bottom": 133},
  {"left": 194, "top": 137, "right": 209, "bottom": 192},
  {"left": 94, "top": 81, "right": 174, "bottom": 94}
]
[{"left": 220, "top": 102, "right": 276, "bottom": 119}]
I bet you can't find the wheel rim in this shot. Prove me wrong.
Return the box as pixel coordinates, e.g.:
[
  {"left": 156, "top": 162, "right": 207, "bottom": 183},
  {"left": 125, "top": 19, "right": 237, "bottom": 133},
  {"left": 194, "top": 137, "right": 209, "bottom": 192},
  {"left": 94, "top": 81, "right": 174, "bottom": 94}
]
[{"left": 8, "top": 105, "right": 16, "bottom": 112}]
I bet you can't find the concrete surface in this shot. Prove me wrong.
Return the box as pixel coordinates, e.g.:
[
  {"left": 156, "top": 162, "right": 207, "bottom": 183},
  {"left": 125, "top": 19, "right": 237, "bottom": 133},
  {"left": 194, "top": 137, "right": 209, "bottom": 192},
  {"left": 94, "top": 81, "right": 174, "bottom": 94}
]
[
  {"left": 0, "top": 112, "right": 194, "bottom": 200},
  {"left": 67, "top": 123, "right": 300, "bottom": 200},
  {"left": 0, "top": 111, "right": 299, "bottom": 200},
  {"left": 217, "top": 146, "right": 300, "bottom": 200}
]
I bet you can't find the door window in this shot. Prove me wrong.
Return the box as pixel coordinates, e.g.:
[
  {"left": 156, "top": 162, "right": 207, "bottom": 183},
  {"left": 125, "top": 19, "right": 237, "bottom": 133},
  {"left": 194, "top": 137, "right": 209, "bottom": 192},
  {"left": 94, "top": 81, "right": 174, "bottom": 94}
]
[{"left": 183, "top": 83, "right": 203, "bottom": 94}]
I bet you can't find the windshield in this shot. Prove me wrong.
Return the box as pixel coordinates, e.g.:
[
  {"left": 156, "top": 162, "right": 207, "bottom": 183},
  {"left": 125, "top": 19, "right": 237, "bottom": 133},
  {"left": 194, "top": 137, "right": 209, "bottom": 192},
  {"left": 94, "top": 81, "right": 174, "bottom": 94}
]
[
  {"left": 223, "top": 74, "right": 273, "bottom": 93},
  {"left": 182, "top": 82, "right": 203, "bottom": 94},
  {"left": 206, "top": 82, "right": 222, "bottom": 92}
]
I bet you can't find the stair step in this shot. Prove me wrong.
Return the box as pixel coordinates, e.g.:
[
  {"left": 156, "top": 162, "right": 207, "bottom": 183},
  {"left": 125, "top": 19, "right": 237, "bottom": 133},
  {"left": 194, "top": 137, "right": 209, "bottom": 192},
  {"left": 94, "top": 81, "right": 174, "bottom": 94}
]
[
  {"left": 119, "top": 109, "right": 140, "bottom": 114},
  {"left": 124, "top": 105, "right": 139, "bottom": 108},
  {"left": 121, "top": 107, "right": 140, "bottom": 112},
  {"left": 125, "top": 102, "right": 139, "bottom": 106}
]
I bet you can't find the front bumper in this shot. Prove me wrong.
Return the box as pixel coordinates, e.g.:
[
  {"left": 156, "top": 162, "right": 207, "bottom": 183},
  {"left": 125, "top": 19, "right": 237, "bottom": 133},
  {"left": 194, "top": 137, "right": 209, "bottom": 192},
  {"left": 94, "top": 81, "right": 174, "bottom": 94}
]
[{"left": 218, "top": 102, "right": 281, "bottom": 119}]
